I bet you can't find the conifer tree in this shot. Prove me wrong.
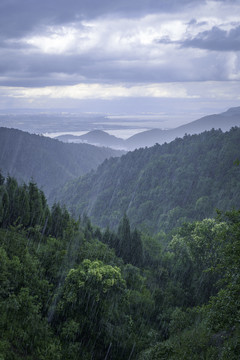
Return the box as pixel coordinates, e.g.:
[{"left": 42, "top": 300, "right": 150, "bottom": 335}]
[
  {"left": 18, "top": 185, "right": 30, "bottom": 226},
  {"left": 1, "top": 190, "right": 9, "bottom": 227},
  {"left": 131, "top": 228, "right": 143, "bottom": 266},
  {"left": 28, "top": 180, "right": 43, "bottom": 227},
  {"left": 0, "top": 171, "right": 4, "bottom": 186},
  {"left": 117, "top": 213, "right": 131, "bottom": 262},
  {"left": 50, "top": 202, "right": 63, "bottom": 238}
]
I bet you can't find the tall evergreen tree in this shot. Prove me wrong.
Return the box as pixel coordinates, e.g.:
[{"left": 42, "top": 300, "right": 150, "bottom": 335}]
[
  {"left": 1, "top": 190, "right": 9, "bottom": 227},
  {"left": 5, "top": 176, "right": 18, "bottom": 224},
  {"left": 117, "top": 213, "right": 131, "bottom": 262},
  {"left": 50, "top": 202, "right": 63, "bottom": 238},
  {"left": 17, "top": 185, "right": 30, "bottom": 227},
  {"left": 0, "top": 172, "right": 4, "bottom": 186},
  {"left": 131, "top": 228, "right": 143, "bottom": 266},
  {"left": 28, "top": 180, "right": 43, "bottom": 227}
]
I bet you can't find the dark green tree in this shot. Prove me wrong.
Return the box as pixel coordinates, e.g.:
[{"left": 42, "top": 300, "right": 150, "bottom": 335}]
[
  {"left": 50, "top": 202, "right": 63, "bottom": 238},
  {"left": 0, "top": 171, "right": 4, "bottom": 186},
  {"left": 130, "top": 228, "right": 143, "bottom": 266},
  {"left": 28, "top": 180, "right": 43, "bottom": 227},
  {"left": 117, "top": 213, "right": 131, "bottom": 263}
]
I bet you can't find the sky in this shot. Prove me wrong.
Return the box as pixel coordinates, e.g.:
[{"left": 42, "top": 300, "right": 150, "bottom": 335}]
[{"left": 0, "top": 0, "right": 240, "bottom": 125}]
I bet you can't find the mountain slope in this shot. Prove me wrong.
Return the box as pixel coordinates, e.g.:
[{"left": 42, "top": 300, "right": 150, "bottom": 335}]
[
  {"left": 58, "top": 127, "right": 240, "bottom": 232},
  {"left": 126, "top": 106, "right": 240, "bottom": 149},
  {"left": 56, "top": 107, "right": 240, "bottom": 150},
  {"left": 79, "top": 130, "right": 125, "bottom": 148},
  {"left": 0, "top": 127, "right": 123, "bottom": 197}
]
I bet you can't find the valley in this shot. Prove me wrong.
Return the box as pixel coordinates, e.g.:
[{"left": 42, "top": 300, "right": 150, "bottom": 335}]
[{"left": 0, "top": 107, "right": 240, "bottom": 360}]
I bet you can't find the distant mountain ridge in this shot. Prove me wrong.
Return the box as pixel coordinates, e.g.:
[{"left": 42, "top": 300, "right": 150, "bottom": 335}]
[
  {"left": 126, "top": 106, "right": 240, "bottom": 149},
  {"left": 56, "top": 107, "right": 240, "bottom": 150},
  {"left": 57, "top": 130, "right": 125, "bottom": 149},
  {"left": 0, "top": 127, "right": 123, "bottom": 197}
]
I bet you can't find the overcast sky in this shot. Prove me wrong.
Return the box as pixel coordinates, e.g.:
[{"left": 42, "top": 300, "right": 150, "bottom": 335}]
[{"left": 0, "top": 0, "right": 240, "bottom": 124}]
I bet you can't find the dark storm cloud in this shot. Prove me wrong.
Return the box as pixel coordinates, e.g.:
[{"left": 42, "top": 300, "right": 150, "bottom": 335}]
[
  {"left": 0, "top": 0, "right": 205, "bottom": 39},
  {"left": 182, "top": 25, "right": 240, "bottom": 51}
]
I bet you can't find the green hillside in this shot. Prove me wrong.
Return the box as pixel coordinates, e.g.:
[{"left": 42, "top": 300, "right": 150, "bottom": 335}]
[
  {"left": 0, "top": 127, "right": 123, "bottom": 197},
  {"left": 58, "top": 127, "right": 240, "bottom": 232}
]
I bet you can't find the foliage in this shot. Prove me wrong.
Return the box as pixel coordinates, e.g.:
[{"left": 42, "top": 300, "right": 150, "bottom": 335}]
[
  {"left": 0, "top": 126, "right": 122, "bottom": 198},
  {"left": 0, "top": 173, "right": 240, "bottom": 359},
  {"left": 58, "top": 127, "right": 240, "bottom": 232}
]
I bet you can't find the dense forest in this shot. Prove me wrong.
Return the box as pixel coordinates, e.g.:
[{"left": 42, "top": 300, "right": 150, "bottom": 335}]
[
  {"left": 0, "top": 172, "right": 239, "bottom": 359},
  {"left": 0, "top": 127, "right": 123, "bottom": 197},
  {"left": 57, "top": 127, "right": 240, "bottom": 232}
]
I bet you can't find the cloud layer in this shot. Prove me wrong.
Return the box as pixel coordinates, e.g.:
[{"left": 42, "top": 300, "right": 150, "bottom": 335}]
[{"left": 0, "top": 0, "right": 239, "bottom": 116}]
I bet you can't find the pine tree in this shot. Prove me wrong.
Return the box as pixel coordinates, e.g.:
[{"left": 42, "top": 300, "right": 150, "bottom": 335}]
[
  {"left": 28, "top": 180, "right": 43, "bottom": 227},
  {"left": 50, "top": 202, "right": 63, "bottom": 238},
  {"left": 117, "top": 213, "right": 131, "bottom": 263},
  {"left": 1, "top": 190, "right": 9, "bottom": 227},
  {"left": 6, "top": 176, "right": 18, "bottom": 224},
  {"left": 18, "top": 185, "right": 30, "bottom": 226},
  {"left": 0, "top": 171, "right": 4, "bottom": 186},
  {"left": 131, "top": 228, "right": 143, "bottom": 266}
]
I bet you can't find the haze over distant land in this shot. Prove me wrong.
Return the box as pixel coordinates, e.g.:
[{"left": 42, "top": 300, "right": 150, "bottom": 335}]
[
  {"left": 54, "top": 106, "right": 240, "bottom": 150},
  {"left": 0, "top": 0, "right": 240, "bottom": 123},
  {"left": 1, "top": 106, "right": 240, "bottom": 151}
]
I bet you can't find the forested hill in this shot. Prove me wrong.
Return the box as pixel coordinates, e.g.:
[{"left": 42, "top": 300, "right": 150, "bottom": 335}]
[
  {"left": 0, "top": 127, "right": 123, "bottom": 197},
  {"left": 58, "top": 127, "right": 240, "bottom": 232},
  {"left": 1, "top": 172, "right": 240, "bottom": 359}
]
